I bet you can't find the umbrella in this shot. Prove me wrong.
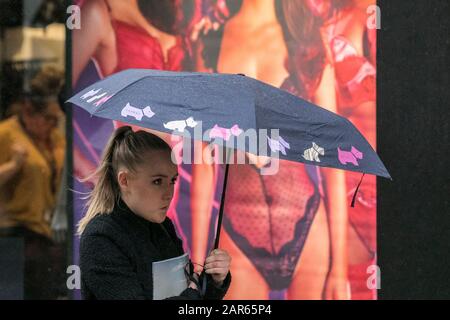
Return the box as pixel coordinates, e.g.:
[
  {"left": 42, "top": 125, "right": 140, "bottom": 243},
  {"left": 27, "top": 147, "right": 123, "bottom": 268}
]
[{"left": 68, "top": 68, "right": 390, "bottom": 248}]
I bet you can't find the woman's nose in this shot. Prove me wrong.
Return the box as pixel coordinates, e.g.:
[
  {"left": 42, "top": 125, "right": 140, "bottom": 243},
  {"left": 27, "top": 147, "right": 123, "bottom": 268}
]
[{"left": 163, "top": 185, "right": 174, "bottom": 200}]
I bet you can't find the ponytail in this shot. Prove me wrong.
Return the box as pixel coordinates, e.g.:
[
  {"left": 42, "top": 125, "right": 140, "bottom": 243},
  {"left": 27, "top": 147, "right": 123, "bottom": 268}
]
[{"left": 77, "top": 126, "right": 133, "bottom": 235}]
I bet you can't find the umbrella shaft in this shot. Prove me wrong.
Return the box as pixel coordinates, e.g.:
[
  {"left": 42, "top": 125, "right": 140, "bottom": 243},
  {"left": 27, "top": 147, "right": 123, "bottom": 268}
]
[{"left": 214, "top": 149, "right": 232, "bottom": 249}]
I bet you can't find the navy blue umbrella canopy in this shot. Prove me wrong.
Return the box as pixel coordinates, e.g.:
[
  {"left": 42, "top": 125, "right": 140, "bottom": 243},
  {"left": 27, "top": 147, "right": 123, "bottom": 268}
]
[
  {"left": 69, "top": 68, "right": 391, "bottom": 249},
  {"left": 68, "top": 68, "right": 390, "bottom": 179}
]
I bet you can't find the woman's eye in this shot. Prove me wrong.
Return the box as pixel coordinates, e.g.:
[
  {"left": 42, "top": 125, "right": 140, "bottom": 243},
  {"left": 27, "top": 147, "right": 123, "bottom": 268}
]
[{"left": 153, "top": 179, "right": 162, "bottom": 185}]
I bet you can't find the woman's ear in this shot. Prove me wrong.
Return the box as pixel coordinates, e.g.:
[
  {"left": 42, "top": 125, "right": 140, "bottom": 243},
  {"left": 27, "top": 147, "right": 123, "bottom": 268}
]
[{"left": 117, "top": 170, "right": 129, "bottom": 190}]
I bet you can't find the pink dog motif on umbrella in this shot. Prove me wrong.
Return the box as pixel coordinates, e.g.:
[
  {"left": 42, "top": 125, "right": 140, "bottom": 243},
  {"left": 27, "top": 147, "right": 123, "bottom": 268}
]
[
  {"left": 209, "top": 124, "right": 243, "bottom": 141},
  {"left": 94, "top": 95, "right": 113, "bottom": 107},
  {"left": 338, "top": 146, "right": 364, "bottom": 166}
]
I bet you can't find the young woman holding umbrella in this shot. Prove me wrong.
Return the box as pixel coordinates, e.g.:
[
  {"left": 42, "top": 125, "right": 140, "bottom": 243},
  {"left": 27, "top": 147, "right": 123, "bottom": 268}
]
[{"left": 78, "top": 126, "right": 231, "bottom": 299}]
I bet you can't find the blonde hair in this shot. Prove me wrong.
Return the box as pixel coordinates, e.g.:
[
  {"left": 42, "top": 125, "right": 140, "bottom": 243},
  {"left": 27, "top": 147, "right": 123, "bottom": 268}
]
[{"left": 77, "top": 126, "right": 172, "bottom": 235}]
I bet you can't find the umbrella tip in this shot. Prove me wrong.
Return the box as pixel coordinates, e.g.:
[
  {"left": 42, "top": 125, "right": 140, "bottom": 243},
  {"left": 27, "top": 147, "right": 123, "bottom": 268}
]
[{"left": 237, "top": 73, "right": 246, "bottom": 76}]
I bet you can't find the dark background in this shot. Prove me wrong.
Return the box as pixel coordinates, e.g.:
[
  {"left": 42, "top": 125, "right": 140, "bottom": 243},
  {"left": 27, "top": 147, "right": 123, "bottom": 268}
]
[{"left": 377, "top": 0, "right": 450, "bottom": 299}]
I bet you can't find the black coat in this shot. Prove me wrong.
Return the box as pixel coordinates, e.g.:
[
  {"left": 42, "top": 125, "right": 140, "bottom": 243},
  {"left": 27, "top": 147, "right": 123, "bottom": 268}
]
[{"left": 80, "top": 199, "right": 231, "bottom": 300}]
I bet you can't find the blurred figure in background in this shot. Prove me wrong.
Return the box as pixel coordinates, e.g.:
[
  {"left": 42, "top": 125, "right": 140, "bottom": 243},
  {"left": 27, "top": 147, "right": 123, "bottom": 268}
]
[{"left": 0, "top": 65, "right": 66, "bottom": 299}]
